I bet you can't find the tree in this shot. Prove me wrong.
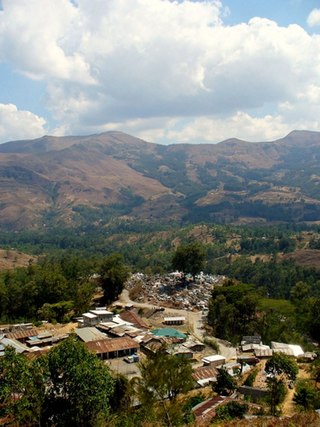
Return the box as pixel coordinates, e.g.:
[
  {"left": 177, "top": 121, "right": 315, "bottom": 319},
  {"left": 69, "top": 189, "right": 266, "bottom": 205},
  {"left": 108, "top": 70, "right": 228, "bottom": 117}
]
[
  {"left": 265, "top": 353, "right": 299, "bottom": 415},
  {"left": 215, "top": 401, "right": 248, "bottom": 421},
  {"left": 172, "top": 242, "right": 205, "bottom": 279},
  {"left": 213, "top": 367, "right": 236, "bottom": 396},
  {"left": 0, "top": 346, "right": 45, "bottom": 426},
  {"left": 99, "top": 253, "right": 130, "bottom": 303},
  {"left": 138, "top": 352, "right": 194, "bottom": 426},
  {"left": 44, "top": 336, "right": 114, "bottom": 426},
  {"left": 265, "top": 352, "right": 298, "bottom": 382},
  {"left": 267, "top": 377, "right": 287, "bottom": 416},
  {"left": 293, "top": 380, "right": 319, "bottom": 411}
]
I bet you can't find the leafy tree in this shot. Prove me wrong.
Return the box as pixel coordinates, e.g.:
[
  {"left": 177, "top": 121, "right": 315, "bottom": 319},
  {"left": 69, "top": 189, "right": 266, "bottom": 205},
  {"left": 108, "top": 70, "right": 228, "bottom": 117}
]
[
  {"left": 44, "top": 336, "right": 114, "bottom": 427},
  {"left": 293, "top": 380, "right": 319, "bottom": 411},
  {"left": 267, "top": 377, "right": 287, "bottom": 416},
  {"left": 265, "top": 353, "right": 299, "bottom": 382},
  {"left": 172, "top": 242, "right": 205, "bottom": 279},
  {"left": 265, "top": 353, "right": 299, "bottom": 416},
  {"left": 215, "top": 401, "right": 248, "bottom": 421},
  {"left": 309, "top": 297, "right": 320, "bottom": 341},
  {"left": 138, "top": 352, "right": 193, "bottom": 426},
  {"left": 213, "top": 367, "right": 236, "bottom": 396},
  {"left": 0, "top": 347, "right": 45, "bottom": 426},
  {"left": 99, "top": 253, "right": 130, "bottom": 303},
  {"left": 139, "top": 352, "right": 193, "bottom": 402},
  {"left": 208, "top": 282, "right": 259, "bottom": 343},
  {"left": 38, "top": 300, "right": 74, "bottom": 323}
]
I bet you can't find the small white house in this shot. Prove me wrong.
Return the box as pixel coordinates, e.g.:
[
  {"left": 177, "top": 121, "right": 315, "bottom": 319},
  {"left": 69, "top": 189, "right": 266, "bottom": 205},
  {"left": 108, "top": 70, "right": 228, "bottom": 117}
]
[{"left": 202, "top": 354, "right": 226, "bottom": 367}]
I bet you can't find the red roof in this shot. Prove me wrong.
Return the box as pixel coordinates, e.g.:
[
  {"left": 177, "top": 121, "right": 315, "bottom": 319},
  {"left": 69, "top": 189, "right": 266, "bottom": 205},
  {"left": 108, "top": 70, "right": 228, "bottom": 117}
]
[
  {"left": 193, "top": 396, "right": 226, "bottom": 423},
  {"left": 119, "top": 310, "right": 149, "bottom": 329},
  {"left": 192, "top": 365, "right": 218, "bottom": 382}
]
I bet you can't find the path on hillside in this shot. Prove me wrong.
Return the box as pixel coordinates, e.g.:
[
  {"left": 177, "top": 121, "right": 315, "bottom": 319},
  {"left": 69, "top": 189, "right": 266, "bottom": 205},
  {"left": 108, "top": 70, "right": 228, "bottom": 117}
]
[{"left": 117, "top": 289, "right": 236, "bottom": 360}]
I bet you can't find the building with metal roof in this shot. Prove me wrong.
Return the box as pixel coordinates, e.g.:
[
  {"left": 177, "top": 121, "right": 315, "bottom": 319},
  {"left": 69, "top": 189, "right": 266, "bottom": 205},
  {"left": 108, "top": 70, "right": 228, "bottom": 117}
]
[
  {"left": 151, "top": 328, "right": 186, "bottom": 340},
  {"left": 86, "top": 337, "right": 139, "bottom": 360},
  {"left": 75, "top": 327, "right": 107, "bottom": 343},
  {"left": 0, "top": 337, "right": 29, "bottom": 356}
]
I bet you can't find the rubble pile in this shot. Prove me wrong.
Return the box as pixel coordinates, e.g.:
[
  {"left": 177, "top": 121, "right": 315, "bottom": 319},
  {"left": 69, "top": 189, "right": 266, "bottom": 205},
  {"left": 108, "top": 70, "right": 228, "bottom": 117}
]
[{"left": 126, "top": 273, "right": 224, "bottom": 310}]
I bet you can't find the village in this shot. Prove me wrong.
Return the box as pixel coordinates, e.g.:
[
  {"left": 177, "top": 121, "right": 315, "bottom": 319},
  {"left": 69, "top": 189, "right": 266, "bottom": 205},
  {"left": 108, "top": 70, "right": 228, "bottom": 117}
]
[{"left": 0, "top": 272, "right": 318, "bottom": 424}]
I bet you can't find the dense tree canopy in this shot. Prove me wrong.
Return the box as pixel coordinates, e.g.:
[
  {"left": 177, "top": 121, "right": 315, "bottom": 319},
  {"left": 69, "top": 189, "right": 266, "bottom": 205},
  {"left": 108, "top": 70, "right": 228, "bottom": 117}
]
[
  {"left": 99, "top": 253, "right": 130, "bottom": 303},
  {"left": 172, "top": 242, "right": 205, "bottom": 278},
  {"left": 0, "top": 347, "right": 45, "bottom": 426},
  {"left": 208, "top": 282, "right": 259, "bottom": 343},
  {"left": 44, "top": 336, "right": 114, "bottom": 427}
]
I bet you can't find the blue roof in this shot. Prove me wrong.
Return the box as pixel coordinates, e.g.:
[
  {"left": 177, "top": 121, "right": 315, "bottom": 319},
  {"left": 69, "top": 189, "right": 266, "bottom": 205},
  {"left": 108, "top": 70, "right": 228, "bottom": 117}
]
[{"left": 151, "top": 328, "right": 186, "bottom": 339}]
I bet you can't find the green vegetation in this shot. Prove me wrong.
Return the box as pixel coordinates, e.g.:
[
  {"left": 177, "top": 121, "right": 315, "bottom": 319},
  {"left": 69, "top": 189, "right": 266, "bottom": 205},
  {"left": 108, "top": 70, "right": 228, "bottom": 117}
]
[
  {"left": 45, "top": 337, "right": 114, "bottom": 426},
  {"left": 137, "top": 352, "right": 194, "bottom": 426},
  {"left": 214, "top": 401, "right": 248, "bottom": 422},
  {"left": 213, "top": 367, "right": 237, "bottom": 396},
  {"left": 0, "top": 339, "right": 199, "bottom": 427},
  {"left": 99, "top": 253, "right": 130, "bottom": 304},
  {"left": 208, "top": 282, "right": 259, "bottom": 344},
  {"left": 293, "top": 380, "right": 320, "bottom": 411},
  {"left": 0, "top": 337, "right": 114, "bottom": 426},
  {"left": 264, "top": 353, "right": 299, "bottom": 416},
  {"left": 0, "top": 254, "right": 129, "bottom": 323},
  {"left": 172, "top": 241, "right": 205, "bottom": 278}
]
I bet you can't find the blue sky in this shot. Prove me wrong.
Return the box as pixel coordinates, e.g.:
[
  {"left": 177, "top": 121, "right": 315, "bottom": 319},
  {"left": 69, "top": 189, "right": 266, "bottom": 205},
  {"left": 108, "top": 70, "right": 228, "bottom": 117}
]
[{"left": 0, "top": 0, "right": 320, "bottom": 144}]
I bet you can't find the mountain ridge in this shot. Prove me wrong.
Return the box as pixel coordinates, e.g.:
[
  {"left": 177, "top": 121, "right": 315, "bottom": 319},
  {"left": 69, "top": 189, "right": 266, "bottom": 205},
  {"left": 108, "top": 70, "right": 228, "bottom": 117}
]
[{"left": 0, "top": 130, "right": 320, "bottom": 230}]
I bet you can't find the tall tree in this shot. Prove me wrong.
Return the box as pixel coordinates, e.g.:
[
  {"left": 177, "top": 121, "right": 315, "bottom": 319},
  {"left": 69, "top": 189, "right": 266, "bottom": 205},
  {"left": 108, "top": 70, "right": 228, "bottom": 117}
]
[
  {"left": 172, "top": 242, "right": 205, "bottom": 279},
  {"left": 213, "top": 367, "right": 237, "bottom": 396},
  {"left": 99, "top": 253, "right": 130, "bottom": 303},
  {"left": 265, "top": 353, "right": 299, "bottom": 416},
  {"left": 138, "top": 352, "right": 194, "bottom": 426},
  {"left": 0, "top": 347, "right": 45, "bottom": 426},
  {"left": 44, "top": 336, "right": 114, "bottom": 427}
]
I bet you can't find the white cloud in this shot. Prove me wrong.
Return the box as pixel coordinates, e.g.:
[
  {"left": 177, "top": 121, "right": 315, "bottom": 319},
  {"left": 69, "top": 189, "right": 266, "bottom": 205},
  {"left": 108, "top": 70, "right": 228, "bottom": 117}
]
[
  {"left": 0, "top": 0, "right": 320, "bottom": 143},
  {"left": 0, "top": 104, "right": 47, "bottom": 143},
  {"left": 307, "top": 9, "right": 320, "bottom": 27},
  {"left": 165, "top": 113, "right": 291, "bottom": 143}
]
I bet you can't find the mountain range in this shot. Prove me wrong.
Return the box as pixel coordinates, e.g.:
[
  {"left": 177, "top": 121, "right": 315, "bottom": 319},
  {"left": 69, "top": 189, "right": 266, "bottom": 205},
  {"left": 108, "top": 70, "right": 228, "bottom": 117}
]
[{"left": 0, "top": 130, "right": 320, "bottom": 230}]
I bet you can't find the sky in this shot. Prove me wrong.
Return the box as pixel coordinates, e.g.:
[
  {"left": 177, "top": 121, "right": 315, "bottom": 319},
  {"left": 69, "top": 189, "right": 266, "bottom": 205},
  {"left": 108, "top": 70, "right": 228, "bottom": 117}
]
[{"left": 1, "top": 0, "right": 320, "bottom": 145}]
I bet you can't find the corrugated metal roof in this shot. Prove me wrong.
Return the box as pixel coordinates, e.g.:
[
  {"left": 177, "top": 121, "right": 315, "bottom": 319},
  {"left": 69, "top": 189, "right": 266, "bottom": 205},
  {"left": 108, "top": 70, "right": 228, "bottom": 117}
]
[
  {"left": 0, "top": 337, "right": 29, "bottom": 354},
  {"left": 202, "top": 354, "right": 225, "bottom": 363},
  {"left": 83, "top": 312, "right": 97, "bottom": 319},
  {"left": 6, "top": 328, "right": 39, "bottom": 340},
  {"left": 254, "top": 348, "right": 273, "bottom": 357},
  {"left": 120, "top": 310, "right": 149, "bottom": 329},
  {"left": 86, "top": 337, "right": 139, "bottom": 354},
  {"left": 75, "top": 327, "right": 106, "bottom": 343},
  {"left": 152, "top": 328, "right": 186, "bottom": 339},
  {"left": 193, "top": 365, "right": 218, "bottom": 382},
  {"left": 90, "top": 309, "right": 112, "bottom": 316}
]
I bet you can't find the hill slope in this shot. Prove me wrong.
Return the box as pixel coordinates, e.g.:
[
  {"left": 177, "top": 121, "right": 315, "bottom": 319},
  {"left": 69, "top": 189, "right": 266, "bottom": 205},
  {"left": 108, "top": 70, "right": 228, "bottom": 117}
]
[{"left": 0, "top": 130, "right": 320, "bottom": 230}]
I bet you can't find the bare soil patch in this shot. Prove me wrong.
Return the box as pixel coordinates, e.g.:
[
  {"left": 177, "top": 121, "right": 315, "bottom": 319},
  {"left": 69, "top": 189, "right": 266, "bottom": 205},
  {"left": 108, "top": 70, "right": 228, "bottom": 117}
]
[
  {"left": 282, "top": 249, "right": 320, "bottom": 270},
  {"left": 0, "top": 249, "right": 36, "bottom": 270}
]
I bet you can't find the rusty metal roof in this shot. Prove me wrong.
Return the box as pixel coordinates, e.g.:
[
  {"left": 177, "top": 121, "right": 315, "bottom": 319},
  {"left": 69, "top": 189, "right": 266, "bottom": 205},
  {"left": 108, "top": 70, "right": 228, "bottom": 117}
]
[
  {"left": 86, "top": 337, "right": 139, "bottom": 354},
  {"left": 119, "top": 310, "right": 149, "bottom": 329},
  {"left": 6, "top": 328, "right": 39, "bottom": 340},
  {"left": 192, "top": 365, "right": 218, "bottom": 382}
]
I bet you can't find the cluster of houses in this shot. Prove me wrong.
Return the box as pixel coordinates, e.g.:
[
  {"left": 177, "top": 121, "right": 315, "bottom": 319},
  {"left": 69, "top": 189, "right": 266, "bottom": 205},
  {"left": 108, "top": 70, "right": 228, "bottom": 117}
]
[
  {"left": 126, "top": 272, "right": 223, "bottom": 310},
  {"left": 76, "top": 306, "right": 208, "bottom": 362},
  {"left": 240, "top": 335, "right": 316, "bottom": 362},
  {"left": 2, "top": 308, "right": 318, "bottom": 423},
  {"left": 0, "top": 326, "right": 68, "bottom": 357}
]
